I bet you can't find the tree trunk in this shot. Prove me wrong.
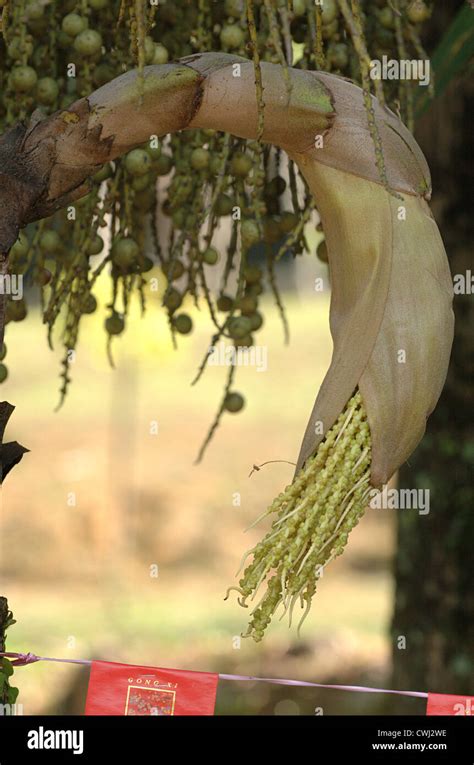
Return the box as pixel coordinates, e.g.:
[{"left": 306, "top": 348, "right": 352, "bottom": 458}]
[{"left": 391, "top": 7, "right": 474, "bottom": 700}]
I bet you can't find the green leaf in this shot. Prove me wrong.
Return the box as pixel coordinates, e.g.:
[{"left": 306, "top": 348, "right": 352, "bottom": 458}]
[
  {"left": 416, "top": 5, "right": 474, "bottom": 116},
  {"left": 7, "top": 685, "right": 19, "bottom": 704},
  {"left": 1, "top": 657, "right": 14, "bottom": 677}
]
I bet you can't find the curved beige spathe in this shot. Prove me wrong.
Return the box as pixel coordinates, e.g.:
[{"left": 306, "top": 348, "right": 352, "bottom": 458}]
[{"left": 6, "top": 53, "right": 453, "bottom": 486}]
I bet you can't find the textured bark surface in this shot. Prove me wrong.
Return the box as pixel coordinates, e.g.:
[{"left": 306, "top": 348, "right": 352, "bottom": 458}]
[
  {"left": 0, "top": 101, "right": 115, "bottom": 256},
  {"left": 390, "top": 7, "right": 473, "bottom": 703}
]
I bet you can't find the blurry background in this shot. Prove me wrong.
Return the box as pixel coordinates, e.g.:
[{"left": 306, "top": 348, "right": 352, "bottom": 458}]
[{"left": 0, "top": 245, "right": 412, "bottom": 716}]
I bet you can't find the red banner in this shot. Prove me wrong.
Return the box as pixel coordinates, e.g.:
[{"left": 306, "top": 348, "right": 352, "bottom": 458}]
[
  {"left": 85, "top": 660, "right": 218, "bottom": 716},
  {"left": 426, "top": 693, "right": 474, "bottom": 716}
]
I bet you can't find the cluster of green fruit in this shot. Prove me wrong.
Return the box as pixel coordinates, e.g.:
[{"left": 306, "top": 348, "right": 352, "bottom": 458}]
[{"left": 0, "top": 0, "right": 432, "bottom": 447}]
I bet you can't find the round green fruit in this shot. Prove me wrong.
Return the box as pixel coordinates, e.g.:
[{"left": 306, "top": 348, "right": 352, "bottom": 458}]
[
  {"left": 234, "top": 334, "right": 253, "bottom": 348},
  {"left": 11, "top": 65, "right": 38, "bottom": 93},
  {"left": 224, "top": 391, "right": 245, "bottom": 413},
  {"left": 163, "top": 288, "right": 182, "bottom": 312},
  {"left": 39, "top": 229, "right": 61, "bottom": 254},
  {"left": 61, "top": 13, "right": 87, "bottom": 38},
  {"left": 87, "top": 234, "right": 104, "bottom": 256},
  {"left": 191, "top": 148, "right": 210, "bottom": 170},
  {"left": 243, "top": 264, "right": 262, "bottom": 284},
  {"left": 82, "top": 294, "right": 98, "bottom": 314},
  {"left": 317, "top": 240, "right": 329, "bottom": 263},
  {"left": 36, "top": 76, "right": 59, "bottom": 105},
  {"left": 153, "top": 44, "right": 169, "bottom": 65},
  {"left": 227, "top": 316, "right": 252, "bottom": 339},
  {"left": 292, "top": 0, "right": 306, "bottom": 16},
  {"left": 215, "top": 194, "right": 234, "bottom": 216},
  {"left": 35, "top": 268, "right": 52, "bottom": 287},
  {"left": 407, "top": 0, "right": 431, "bottom": 23},
  {"left": 225, "top": 0, "right": 243, "bottom": 17},
  {"left": 154, "top": 154, "right": 173, "bottom": 176},
  {"left": 231, "top": 153, "right": 253, "bottom": 178},
  {"left": 92, "top": 63, "right": 116, "bottom": 87},
  {"left": 217, "top": 295, "right": 234, "bottom": 312},
  {"left": 220, "top": 23, "right": 245, "bottom": 49},
  {"left": 146, "top": 142, "right": 161, "bottom": 160},
  {"left": 209, "top": 156, "right": 223, "bottom": 175},
  {"left": 265, "top": 175, "right": 286, "bottom": 197},
  {"left": 74, "top": 29, "right": 102, "bottom": 56},
  {"left": 135, "top": 256, "right": 154, "bottom": 274},
  {"left": 0, "top": 364, "right": 8, "bottom": 384},
  {"left": 167, "top": 260, "right": 185, "bottom": 280},
  {"left": 105, "top": 313, "right": 125, "bottom": 335},
  {"left": 328, "top": 42, "right": 349, "bottom": 70},
  {"left": 171, "top": 209, "right": 186, "bottom": 229},
  {"left": 321, "top": 0, "right": 338, "bottom": 24},
  {"left": 173, "top": 313, "right": 193, "bottom": 335},
  {"left": 8, "top": 37, "right": 34, "bottom": 61},
  {"left": 248, "top": 311, "right": 263, "bottom": 331},
  {"left": 6, "top": 299, "right": 27, "bottom": 322},
  {"left": 26, "top": 2, "right": 44, "bottom": 20},
  {"left": 238, "top": 295, "right": 258, "bottom": 316},
  {"left": 201, "top": 247, "right": 219, "bottom": 265},
  {"left": 144, "top": 36, "right": 156, "bottom": 64},
  {"left": 241, "top": 220, "right": 260, "bottom": 248},
  {"left": 111, "top": 237, "right": 139, "bottom": 269},
  {"left": 125, "top": 148, "right": 151, "bottom": 177}
]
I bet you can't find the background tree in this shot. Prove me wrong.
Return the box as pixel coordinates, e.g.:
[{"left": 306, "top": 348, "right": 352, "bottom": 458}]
[{"left": 391, "top": 0, "right": 474, "bottom": 703}]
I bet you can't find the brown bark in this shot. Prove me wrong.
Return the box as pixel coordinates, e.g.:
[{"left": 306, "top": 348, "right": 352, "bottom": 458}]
[{"left": 0, "top": 103, "right": 114, "bottom": 255}]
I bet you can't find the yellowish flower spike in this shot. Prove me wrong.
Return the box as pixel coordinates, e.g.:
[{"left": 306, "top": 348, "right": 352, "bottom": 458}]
[{"left": 228, "top": 390, "right": 371, "bottom": 641}]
